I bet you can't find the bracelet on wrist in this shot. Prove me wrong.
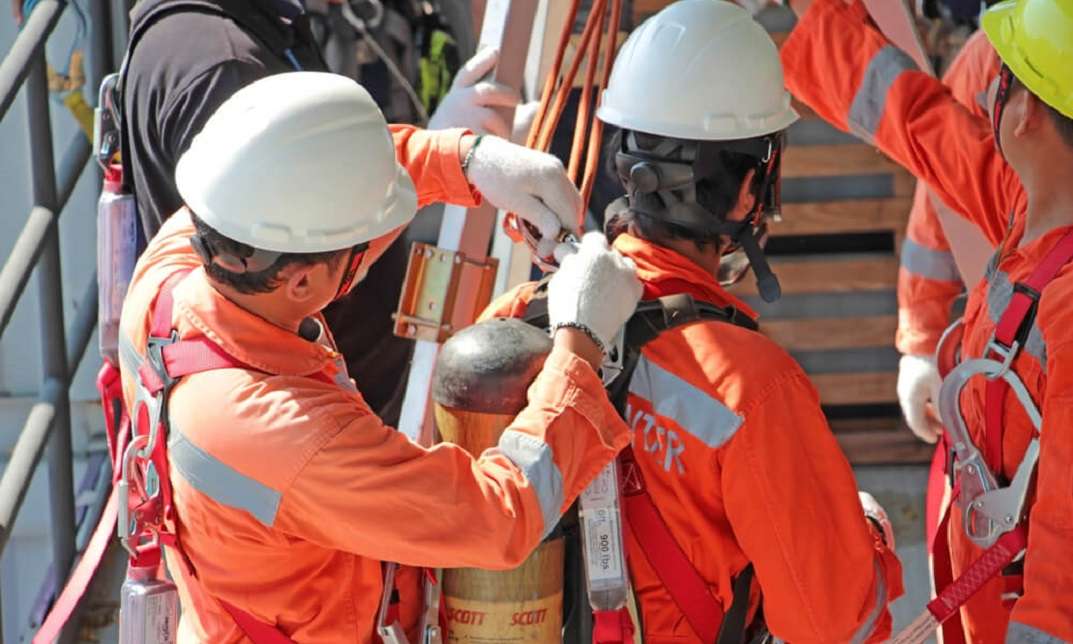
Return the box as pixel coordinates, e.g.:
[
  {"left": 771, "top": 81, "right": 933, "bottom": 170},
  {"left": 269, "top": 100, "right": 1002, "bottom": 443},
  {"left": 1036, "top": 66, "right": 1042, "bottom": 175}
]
[
  {"left": 461, "top": 134, "right": 484, "bottom": 174},
  {"left": 551, "top": 321, "right": 606, "bottom": 355}
]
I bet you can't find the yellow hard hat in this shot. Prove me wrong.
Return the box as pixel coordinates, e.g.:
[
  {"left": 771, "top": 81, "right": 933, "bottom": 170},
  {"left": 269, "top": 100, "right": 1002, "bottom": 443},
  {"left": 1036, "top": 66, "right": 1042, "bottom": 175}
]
[{"left": 982, "top": 0, "right": 1073, "bottom": 119}]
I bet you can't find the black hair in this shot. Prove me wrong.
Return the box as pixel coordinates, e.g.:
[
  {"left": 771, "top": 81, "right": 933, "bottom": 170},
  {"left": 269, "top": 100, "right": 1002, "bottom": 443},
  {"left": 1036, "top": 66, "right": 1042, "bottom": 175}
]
[
  {"left": 190, "top": 213, "right": 344, "bottom": 295},
  {"left": 604, "top": 128, "right": 762, "bottom": 251},
  {"left": 1048, "top": 106, "right": 1073, "bottom": 148}
]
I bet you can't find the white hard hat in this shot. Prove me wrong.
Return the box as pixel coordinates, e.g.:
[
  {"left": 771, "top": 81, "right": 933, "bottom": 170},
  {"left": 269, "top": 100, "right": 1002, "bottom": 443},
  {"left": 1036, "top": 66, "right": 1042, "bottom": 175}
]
[
  {"left": 176, "top": 72, "right": 418, "bottom": 254},
  {"left": 597, "top": 0, "right": 799, "bottom": 141}
]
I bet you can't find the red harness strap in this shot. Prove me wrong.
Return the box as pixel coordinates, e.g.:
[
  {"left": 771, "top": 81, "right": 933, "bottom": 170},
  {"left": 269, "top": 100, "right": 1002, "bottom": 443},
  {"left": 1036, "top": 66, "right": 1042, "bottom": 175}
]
[
  {"left": 982, "top": 229, "right": 1073, "bottom": 473},
  {"left": 619, "top": 446, "right": 727, "bottom": 643},
  {"left": 928, "top": 229, "right": 1073, "bottom": 643}
]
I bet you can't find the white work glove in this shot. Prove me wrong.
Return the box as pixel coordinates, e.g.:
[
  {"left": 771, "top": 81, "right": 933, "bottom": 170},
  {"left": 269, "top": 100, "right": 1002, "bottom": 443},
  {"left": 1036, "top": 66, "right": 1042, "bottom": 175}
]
[
  {"left": 859, "top": 491, "right": 896, "bottom": 551},
  {"left": 897, "top": 354, "right": 943, "bottom": 444},
  {"left": 547, "top": 232, "right": 642, "bottom": 353},
  {"left": 465, "top": 135, "right": 582, "bottom": 258},
  {"left": 511, "top": 99, "right": 540, "bottom": 144},
  {"left": 428, "top": 47, "right": 522, "bottom": 139}
]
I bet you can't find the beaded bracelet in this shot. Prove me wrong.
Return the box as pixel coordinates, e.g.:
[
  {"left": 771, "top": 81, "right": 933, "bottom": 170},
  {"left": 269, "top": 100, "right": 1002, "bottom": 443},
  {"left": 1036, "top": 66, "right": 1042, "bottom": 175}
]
[
  {"left": 551, "top": 321, "right": 606, "bottom": 355},
  {"left": 461, "top": 134, "right": 485, "bottom": 173}
]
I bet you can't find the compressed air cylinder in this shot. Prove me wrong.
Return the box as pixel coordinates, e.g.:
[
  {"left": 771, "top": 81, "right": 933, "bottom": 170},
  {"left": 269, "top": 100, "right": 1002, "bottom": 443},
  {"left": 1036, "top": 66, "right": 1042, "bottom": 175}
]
[{"left": 433, "top": 319, "right": 565, "bottom": 643}]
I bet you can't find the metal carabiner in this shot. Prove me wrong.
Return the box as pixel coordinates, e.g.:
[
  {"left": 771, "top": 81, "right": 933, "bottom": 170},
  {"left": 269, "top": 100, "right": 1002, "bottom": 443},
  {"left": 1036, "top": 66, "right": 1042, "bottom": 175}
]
[
  {"left": 419, "top": 573, "right": 443, "bottom": 644},
  {"left": 376, "top": 563, "right": 410, "bottom": 644},
  {"left": 118, "top": 433, "right": 150, "bottom": 556},
  {"left": 938, "top": 356, "right": 1044, "bottom": 548},
  {"left": 937, "top": 358, "right": 1002, "bottom": 500}
]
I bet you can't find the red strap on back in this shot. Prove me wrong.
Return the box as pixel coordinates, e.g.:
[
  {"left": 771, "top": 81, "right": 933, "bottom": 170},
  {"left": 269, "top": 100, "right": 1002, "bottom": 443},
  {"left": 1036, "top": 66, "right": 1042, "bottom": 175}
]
[
  {"left": 620, "top": 447, "right": 724, "bottom": 643},
  {"left": 983, "top": 229, "right": 1073, "bottom": 474},
  {"left": 593, "top": 608, "right": 636, "bottom": 644}
]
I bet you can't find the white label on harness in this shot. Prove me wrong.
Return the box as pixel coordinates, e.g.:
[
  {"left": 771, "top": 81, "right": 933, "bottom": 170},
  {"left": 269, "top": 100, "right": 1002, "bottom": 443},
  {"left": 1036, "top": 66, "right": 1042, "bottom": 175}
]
[
  {"left": 580, "top": 462, "right": 625, "bottom": 585},
  {"left": 143, "top": 592, "right": 178, "bottom": 644},
  {"left": 582, "top": 506, "right": 625, "bottom": 584}
]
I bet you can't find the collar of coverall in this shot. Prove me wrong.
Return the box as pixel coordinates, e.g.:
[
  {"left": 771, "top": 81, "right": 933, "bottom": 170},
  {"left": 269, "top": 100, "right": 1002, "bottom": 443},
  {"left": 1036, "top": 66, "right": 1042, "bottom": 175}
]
[
  {"left": 178, "top": 268, "right": 342, "bottom": 377},
  {"left": 611, "top": 233, "right": 759, "bottom": 321}
]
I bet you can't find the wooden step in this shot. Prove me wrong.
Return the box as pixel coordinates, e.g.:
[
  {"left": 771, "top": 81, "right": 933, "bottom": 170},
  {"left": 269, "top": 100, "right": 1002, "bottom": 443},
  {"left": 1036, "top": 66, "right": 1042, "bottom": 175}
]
[
  {"left": 761, "top": 315, "right": 896, "bottom": 352},
  {"left": 730, "top": 255, "right": 898, "bottom": 297},
  {"left": 811, "top": 372, "right": 898, "bottom": 406},
  {"left": 775, "top": 197, "right": 912, "bottom": 236}
]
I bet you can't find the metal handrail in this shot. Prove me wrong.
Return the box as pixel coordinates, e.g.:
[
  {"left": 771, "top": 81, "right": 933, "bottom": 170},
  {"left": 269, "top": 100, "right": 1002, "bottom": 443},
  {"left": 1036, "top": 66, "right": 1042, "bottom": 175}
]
[{"left": 0, "top": 0, "right": 116, "bottom": 639}]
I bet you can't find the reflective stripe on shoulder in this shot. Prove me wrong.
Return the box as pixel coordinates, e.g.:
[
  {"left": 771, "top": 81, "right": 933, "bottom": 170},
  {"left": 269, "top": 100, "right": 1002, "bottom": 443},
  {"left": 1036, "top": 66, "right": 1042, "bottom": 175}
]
[
  {"left": 496, "top": 429, "right": 564, "bottom": 540},
  {"left": 169, "top": 423, "right": 282, "bottom": 527},
  {"left": 628, "top": 355, "right": 742, "bottom": 449},
  {"left": 1006, "top": 621, "right": 1066, "bottom": 644},
  {"left": 986, "top": 269, "right": 1047, "bottom": 368},
  {"left": 850, "top": 558, "right": 887, "bottom": 644},
  {"left": 901, "top": 238, "right": 960, "bottom": 282},
  {"left": 848, "top": 45, "right": 918, "bottom": 142}
]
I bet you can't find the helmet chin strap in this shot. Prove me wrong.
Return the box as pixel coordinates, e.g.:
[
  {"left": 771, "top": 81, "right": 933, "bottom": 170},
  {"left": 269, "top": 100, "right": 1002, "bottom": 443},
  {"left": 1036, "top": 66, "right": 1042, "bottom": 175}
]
[
  {"left": 991, "top": 64, "right": 1014, "bottom": 158},
  {"left": 737, "top": 220, "right": 780, "bottom": 302}
]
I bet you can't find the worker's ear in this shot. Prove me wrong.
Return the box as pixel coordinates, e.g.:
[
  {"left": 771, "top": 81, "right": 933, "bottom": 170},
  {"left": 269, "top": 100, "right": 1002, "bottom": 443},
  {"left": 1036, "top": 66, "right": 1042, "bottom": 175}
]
[
  {"left": 279, "top": 263, "right": 324, "bottom": 305},
  {"left": 726, "top": 169, "right": 758, "bottom": 224},
  {"left": 1011, "top": 87, "right": 1043, "bottom": 139}
]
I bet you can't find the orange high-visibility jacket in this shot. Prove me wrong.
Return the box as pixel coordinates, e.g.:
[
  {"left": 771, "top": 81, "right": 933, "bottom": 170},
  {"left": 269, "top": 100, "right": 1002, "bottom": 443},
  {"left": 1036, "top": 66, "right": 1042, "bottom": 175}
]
[
  {"left": 483, "top": 234, "right": 903, "bottom": 643},
  {"left": 783, "top": 3, "right": 1073, "bottom": 641},
  {"left": 117, "top": 125, "right": 631, "bottom": 643},
  {"left": 897, "top": 30, "right": 1000, "bottom": 357}
]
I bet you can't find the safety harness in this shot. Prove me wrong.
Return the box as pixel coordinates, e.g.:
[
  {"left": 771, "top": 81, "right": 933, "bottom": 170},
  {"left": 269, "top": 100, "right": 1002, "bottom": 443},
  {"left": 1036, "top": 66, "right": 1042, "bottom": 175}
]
[
  {"left": 896, "top": 228, "right": 1073, "bottom": 643},
  {"left": 37, "top": 270, "right": 425, "bottom": 642},
  {"left": 524, "top": 287, "right": 763, "bottom": 644}
]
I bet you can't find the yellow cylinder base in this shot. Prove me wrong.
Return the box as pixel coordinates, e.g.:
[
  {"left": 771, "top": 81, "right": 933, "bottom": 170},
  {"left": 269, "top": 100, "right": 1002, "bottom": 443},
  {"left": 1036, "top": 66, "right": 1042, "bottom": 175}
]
[{"left": 443, "top": 537, "right": 565, "bottom": 642}]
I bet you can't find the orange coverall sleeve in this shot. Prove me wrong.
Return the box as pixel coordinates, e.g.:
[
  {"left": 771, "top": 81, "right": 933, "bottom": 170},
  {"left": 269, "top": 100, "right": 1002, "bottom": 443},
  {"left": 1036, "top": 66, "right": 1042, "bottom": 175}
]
[
  {"left": 897, "top": 31, "right": 1001, "bottom": 356},
  {"left": 389, "top": 125, "right": 481, "bottom": 209},
  {"left": 898, "top": 183, "right": 964, "bottom": 355},
  {"left": 780, "top": 0, "right": 1021, "bottom": 247},
  {"left": 1009, "top": 338, "right": 1073, "bottom": 641},
  {"left": 719, "top": 370, "right": 903, "bottom": 643},
  {"left": 274, "top": 346, "right": 630, "bottom": 569}
]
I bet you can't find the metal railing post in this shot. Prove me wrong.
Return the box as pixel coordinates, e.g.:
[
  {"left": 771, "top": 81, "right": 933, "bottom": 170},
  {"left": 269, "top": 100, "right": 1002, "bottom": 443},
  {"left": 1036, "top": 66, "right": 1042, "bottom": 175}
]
[
  {"left": 86, "top": 0, "right": 114, "bottom": 100},
  {"left": 25, "top": 50, "right": 77, "bottom": 644}
]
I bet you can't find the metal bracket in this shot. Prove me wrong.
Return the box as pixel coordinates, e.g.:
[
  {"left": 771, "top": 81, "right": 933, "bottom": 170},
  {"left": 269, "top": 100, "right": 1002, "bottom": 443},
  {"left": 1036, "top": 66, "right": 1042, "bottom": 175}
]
[{"left": 394, "top": 242, "right": 499, "bottom": 344}]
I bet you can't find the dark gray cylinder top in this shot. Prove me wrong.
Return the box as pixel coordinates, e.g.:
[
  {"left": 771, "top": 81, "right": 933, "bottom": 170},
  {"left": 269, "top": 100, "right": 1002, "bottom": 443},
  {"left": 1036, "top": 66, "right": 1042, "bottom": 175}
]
[{"left": 432, "top": 318, "right": 553, "bottom": 414}]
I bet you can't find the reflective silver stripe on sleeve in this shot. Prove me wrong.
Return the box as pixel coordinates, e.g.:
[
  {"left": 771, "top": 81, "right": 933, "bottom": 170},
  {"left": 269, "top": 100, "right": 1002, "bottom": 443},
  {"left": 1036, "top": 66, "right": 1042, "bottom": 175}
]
[
  {"left": 497, "top": 429, "right": 564, "bottom": 539},
  {"left": 1006, "top": 622, "right": 1067, "bottom": 644},
  {"left": 850, "top": 559, "right": 888, "bottom": 644},
  {"left": 986, "top": 269, "right": 1047, "bottom": 368},
  {"left": 847, "top": 45, "right": 918, "bottom": 142},
  {"left": 628, "top": 355, "right": 742, "bottom": 448},
  {"left": 169, "top": 424, "right": 282, "bottom": 527},
  {"left": 901, "top": 238, "right": 961, "bottom": 282}
]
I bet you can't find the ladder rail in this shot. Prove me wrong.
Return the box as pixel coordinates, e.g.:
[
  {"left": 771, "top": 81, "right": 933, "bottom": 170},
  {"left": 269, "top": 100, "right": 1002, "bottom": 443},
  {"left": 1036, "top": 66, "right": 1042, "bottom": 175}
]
[{"left": 0, "top": 0, "right": 120, "bottom": 640}]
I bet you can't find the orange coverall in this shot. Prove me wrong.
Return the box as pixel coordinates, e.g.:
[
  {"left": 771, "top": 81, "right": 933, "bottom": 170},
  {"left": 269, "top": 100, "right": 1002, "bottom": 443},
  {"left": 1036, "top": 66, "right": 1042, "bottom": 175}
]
[
  {"left": 897, "top": 30, "right": 999, "bottom": 357},
  {"left": 483, "top": 234, "right": 903, "bottom": 643},
  {"left": 118, "top": 125, "right": 631, "bottom": 643},
  {"left": 783, "top": 2, "right": 1072, "bottom": 641}
]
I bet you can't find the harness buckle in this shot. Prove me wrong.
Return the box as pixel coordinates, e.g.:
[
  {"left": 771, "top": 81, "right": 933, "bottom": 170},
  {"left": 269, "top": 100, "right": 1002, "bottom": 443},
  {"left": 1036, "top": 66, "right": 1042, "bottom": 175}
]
[{"left": 983, "top": 336, "right": 1020, "bottom": 381}]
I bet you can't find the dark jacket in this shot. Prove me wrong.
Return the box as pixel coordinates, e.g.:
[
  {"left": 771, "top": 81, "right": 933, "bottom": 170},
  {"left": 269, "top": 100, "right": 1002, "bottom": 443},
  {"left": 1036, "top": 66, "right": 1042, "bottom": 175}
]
[{"left": 122, "top": 0, "right": 414, "bottom": 423}]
